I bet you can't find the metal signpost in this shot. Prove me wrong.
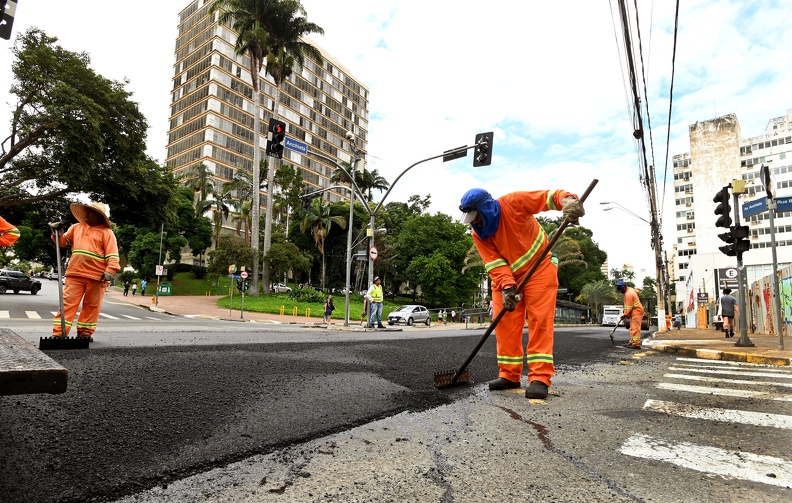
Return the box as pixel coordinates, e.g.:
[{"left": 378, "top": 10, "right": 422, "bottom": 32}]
[{"left": 240, "top": 269, "right": 248, "bottom": 318}]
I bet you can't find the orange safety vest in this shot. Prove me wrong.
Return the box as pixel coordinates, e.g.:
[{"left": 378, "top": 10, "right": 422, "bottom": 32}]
[
  {"left": 57, "top": 222, "right": 120, "bottom": 280},
  {"left": 473, "top": 190, "right": 577, "bottom": 290},
  {"left": 0, "top": 216, "right": 20, "bottom": 247},
  {"left": 623, "top": 286, "right": 644, "bottom": 318}
]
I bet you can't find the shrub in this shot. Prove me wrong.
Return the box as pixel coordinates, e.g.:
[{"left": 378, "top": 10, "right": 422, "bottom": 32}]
[
  {"left": 289, "top": 287, "right": 324, "bottom": 303},
  {"left": 192, "top": 265, "right": 207, "bottom": 279}
]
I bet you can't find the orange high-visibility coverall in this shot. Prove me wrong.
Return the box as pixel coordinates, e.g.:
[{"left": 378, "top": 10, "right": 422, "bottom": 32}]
[
  {"left": 0, "top": 216, "right": 20, "bottom": 247},
  {"left": 52, "top": 222, "right": 119, "bottom": 337},
  {"left": 472, "top": 190, "right": 577, "bottom": 387},
  {"left": 622, "top": 286, "right": 644, "bottom": 347}
]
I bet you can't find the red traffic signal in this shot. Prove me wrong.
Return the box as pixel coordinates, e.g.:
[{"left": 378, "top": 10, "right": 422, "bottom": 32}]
[{"left": 266, "top": 118, "right": 286, "bottom": 159}]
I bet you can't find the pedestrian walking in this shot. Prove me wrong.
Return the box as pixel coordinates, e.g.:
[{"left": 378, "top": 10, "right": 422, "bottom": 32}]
[
  {"left": 717, "top": 288, "right": 738, "bottom": 338},
  {"left": 460, "top": 187, "right": 584, "bottom": 399},
  {"left": 123, "top": 279, "right": 130, "bottom": 297},
  {"left": 132, "top": 281, "right": 137, "bottom": 296},
  {"left": 450, "top": 309, "right": 456, "bottom": 323},
  {"left": 141, "top": 278, "right": 147, "bottom": 296},
  {"left": 49, "top": 201, "right": 120, "bottom": 339},
  {"left": 323, "top": 295, "right": 336, "bottom": 324}
]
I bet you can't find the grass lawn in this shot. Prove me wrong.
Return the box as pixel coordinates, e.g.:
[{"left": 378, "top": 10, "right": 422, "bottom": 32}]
[{"left": 143, "top": 272, "right": 407, "bottom": 321}]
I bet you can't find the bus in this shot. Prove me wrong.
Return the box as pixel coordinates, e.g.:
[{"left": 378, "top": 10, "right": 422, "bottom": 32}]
[{"left": 602, "top": 305, "right": 624, "bottom": 326}]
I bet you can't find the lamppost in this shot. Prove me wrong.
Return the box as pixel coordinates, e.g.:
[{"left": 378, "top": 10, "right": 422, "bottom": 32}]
[{"left": 600, "top": 200, "right": 669, "bottom": 331}]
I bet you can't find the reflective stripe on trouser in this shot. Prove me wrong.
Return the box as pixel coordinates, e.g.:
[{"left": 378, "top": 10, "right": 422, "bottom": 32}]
[
  {"left": 492, "top": 259, "right": 557, "bottom": 387},
  {"left": 629, "top": 314, "right": 642, "bottom": 346},
  {"left": 52, "top": 276, "right": 107, "bottom": 337}
]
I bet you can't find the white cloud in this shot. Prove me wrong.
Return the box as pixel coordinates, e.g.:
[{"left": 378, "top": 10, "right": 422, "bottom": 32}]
[{"left": 1, "top": 0, "right": 790, "bottom": 282}]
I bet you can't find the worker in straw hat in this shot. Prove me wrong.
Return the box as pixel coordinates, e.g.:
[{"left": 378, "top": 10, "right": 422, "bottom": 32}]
[{"left": 49, "top": 201, "right": 120, "bottom": 340}]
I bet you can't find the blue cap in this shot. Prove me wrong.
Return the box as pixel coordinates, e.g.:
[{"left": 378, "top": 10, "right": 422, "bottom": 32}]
[{"left": 616, "top": 280, "right": 625, "bottom": 289}]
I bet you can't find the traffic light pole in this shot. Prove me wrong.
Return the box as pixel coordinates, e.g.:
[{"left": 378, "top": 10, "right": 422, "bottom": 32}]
[{"left": 731, "top": 191, "right": 754, "bottom": 348}]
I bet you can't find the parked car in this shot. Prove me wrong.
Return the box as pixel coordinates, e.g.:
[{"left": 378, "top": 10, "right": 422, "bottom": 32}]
[
  {"left": 272, "top": 283, "right": 292, "bottom": 293},
  {"left": 0, "top": 269, "right": 42, "bottom": 295},
  {"left": 387, "top": 305, "right": 431, "bottom": 326}
]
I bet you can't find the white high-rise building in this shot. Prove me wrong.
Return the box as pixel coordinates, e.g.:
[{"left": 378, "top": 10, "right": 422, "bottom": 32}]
[{"left": 672, "top": 108, "right": 792, "bottom": 308}]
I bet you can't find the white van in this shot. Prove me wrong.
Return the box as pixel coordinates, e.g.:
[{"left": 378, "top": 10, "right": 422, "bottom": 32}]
[{"left": 602, "top": 305, "right": 624, "bottom": 326}]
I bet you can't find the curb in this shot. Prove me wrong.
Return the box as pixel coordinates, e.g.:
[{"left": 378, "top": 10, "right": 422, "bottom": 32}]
[{"left": 645, "top": 342, "right": 792, "bottom": 366}]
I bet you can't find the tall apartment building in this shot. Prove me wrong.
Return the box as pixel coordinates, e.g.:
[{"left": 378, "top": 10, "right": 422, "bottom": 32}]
[
  {"left": 167, "top": 0, "right": 369, "bottom": 257},
  {"left": 672, "top": 108, "right": 792, "bottom": 308}
]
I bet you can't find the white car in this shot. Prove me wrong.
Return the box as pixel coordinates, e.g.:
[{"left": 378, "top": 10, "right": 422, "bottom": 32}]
[
  {"left": 387, "top": 305, "right": 431, "bottom": 326},
  {"left": 272, "top": 283, "right": 292, "bottom": 293}
]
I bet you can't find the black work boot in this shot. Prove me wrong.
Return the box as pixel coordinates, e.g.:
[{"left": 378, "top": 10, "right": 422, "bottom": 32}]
[
  {"left": 525, "top": 381, "right": 549, "bottom": 399},
  {"left": 488, "top": 377, "right": 520, "bottom": 390}
]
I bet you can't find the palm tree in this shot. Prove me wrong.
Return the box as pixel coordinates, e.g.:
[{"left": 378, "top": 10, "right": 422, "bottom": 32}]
[
  {"left": 210, "top": 187, "right": 235, "bottom": 248},
  {"left": 577, "top": 280, "right": 620, "bottom": 323},
  {"left": 363, "top": 169, "right": 390, "bottom": 202},
  {"left": 231, "top": 199, "right": 253, "bottom": 246},
  {"left": 210, "top": 0, "right": 277, "bottom": 296},
  {"left": 258, "top": 1, "right": 324, "bottom": 294},
  {"left": 299, "top": 197, "right": 345, "bottom": 291},
  {"left": 180, "top": 162, "right": 215, "bottom": 212}
]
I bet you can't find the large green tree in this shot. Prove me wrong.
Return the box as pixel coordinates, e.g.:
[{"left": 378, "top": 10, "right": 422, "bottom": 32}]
[
  {"left": 299, "top": 197, "right": 346, "bottom": 291},
  {"left": 1, "top": 29, "right": 179, "bottom": 227}
]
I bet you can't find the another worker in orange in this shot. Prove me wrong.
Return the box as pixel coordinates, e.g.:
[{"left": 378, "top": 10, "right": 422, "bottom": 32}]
[
  {"left": 616, "top": 280, "right": 644, "bottom": 349},
  {"left": 0, "top": 215, "right": 21, "bottom": 247},
  {"left": 460, "top": 188, "right": 584, "bottom": 399},
  {"left": 50, "top": 202, "right": 119, "bottom": 339}
]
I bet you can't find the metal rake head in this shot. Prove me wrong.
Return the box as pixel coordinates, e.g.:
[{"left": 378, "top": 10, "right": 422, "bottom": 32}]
[{"left": 433, "top": 368, "right": 470, "bottom": 389}]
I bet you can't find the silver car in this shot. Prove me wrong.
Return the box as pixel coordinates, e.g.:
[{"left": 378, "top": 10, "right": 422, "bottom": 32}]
[{"left": 387, "top": 305, "right": 431, "bottom": 326}]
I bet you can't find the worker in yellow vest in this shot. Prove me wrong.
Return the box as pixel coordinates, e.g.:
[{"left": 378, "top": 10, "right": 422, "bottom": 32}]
[{"left": 365, "top": 276, "right": 385, "bottom": 329}]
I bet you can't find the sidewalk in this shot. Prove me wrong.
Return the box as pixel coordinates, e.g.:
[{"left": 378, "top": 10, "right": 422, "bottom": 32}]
[{"left": 105, "top": 287, "right": 792, "bottom": 365}]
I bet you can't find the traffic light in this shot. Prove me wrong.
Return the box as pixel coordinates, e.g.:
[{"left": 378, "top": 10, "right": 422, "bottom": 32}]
[
  {"left": 0, "top": 0, "right": 16, "bottom": 41},
  {"left": 713, "top": 186, "right": 732, "bottom": 228},
  {"left": 473, "top": 132, "right": 494, "bottom": 167},
  {"left": 266, "top": 118, "right": 286, "bottom": 159},
  {"left": 718, "top": 225, "right": 750, "bottom": 257}
]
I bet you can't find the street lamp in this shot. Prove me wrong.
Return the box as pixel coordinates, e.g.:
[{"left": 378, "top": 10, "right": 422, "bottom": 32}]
[{"left": 600, "top": 201, "right": 650, "bottom": 224}]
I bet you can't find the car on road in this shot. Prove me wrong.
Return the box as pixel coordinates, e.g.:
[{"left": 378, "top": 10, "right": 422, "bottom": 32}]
[
  {"left": 272, "top": 283, "right": 292, "bottom": 293},
  {"left": 0, "top": 269, "right": 42, "bottom": 295},
  {"left": 387, "top": 305, "right": 431, "bottom": 326}
]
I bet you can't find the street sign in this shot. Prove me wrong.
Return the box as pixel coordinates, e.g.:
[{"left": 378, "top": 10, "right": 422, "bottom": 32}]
[
  {"left": 285, "top": 136, "right": 307, "bottom": 154},
  {"left": 369, "top": 246, "right": 379, "bottom": 261},
  {"left": 697, "top": 292, "right": 709, "bottom": 304},
  {"left": 240, "top": 271, "right": 248, "bottom": 279},
  {"left": 228, "top": 264, "right": 236, "bottom": 274},
  {"left": 443, "top": 146, "right": 467, "bottom": 162},
  {"left": 156, "top": 265, "right": 164, "bottom": 276},
  {"left": 742, "top": 195, "right": 792, "bottom": 218},
  {"left": 354, "top": 251, "right": 367, "bottom": 261}
]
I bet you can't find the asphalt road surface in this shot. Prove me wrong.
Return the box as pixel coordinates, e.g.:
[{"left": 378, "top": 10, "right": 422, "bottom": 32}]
[{"left": 2, "top": 317, "right": 789, "bottom": 502}]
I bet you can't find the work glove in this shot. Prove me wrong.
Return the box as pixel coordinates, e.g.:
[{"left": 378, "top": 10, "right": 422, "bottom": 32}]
[
  {"left": 101, "top": 271, "right": 114, "bottom": 282},
  {"left": 561, "top": 197, "right": 584, "bottom": 225},
  {"left": 501, "top": 286, "right": 522, "bottom": 312},
  {"left": 49, "top": 221, "right": 65, "bottom": 232}
]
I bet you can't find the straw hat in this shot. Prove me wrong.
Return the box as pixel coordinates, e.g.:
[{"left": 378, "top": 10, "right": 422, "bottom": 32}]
[{"left": 70, "top": 202, "right": 112, "bottom": 227}]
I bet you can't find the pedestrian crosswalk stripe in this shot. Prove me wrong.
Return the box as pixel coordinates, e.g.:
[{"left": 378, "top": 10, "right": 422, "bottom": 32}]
[
  {"left": 145, "top": 317, "right": 161, "bottom": 320},
  {"left": 667, "top": 366, "right": 792, "bottom": 379},
  {"left": 643, "top": 399, "right": 792, "bottom": 429},
  {"left": 657, "top": 382, "right": 792, "bottom": 402},
  {"left": 0, "top": 311, "right": 8, "bottom": 318},
  {"left": 675, "top": 357, "right": 787, "bottom": 368},
  {"left": 664, "top": 372, "right": 792, "bottom": 388},
  {"left": 621, "top": 434, "right": 792, "bottom": 488},
  {"left": 121, "top": 315, "right": 141, "bottom": 320},
  {"left": 98, "top": 313, "right": 120, "bottom": 319},
  {"left": 25, "top": 311, "right": 41, "bottom": 319}
]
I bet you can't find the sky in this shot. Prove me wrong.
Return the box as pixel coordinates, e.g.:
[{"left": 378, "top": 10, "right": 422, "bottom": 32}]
[{"left": 2, "top": 0, "right": 791, "bottom": 283}]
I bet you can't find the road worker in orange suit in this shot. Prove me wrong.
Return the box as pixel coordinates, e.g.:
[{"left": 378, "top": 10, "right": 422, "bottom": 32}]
[
  {"left": 49, "top": 202, "right": 119, "bottom": 339},
  {"left": 460, "top": 188, "right": 584, "bottom": 399},
  {"left": 616, "top": 281, "right": 644, "bottom": 349},
  {"left": 0, "top": 216, "right": 21, "bottom": 247}
]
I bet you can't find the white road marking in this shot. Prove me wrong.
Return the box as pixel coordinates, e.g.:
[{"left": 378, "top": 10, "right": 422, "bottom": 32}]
[
  {"left": 25, "top": 311, "right": 41, "bottom": 319},
  {"left": 0, "top": 311, "right": 8, "bottom": 318},
  {"left": 664, "top": 373, "right": 792, "bottom": 388},
  {"left": 657, "top": 382, "right": 792, "bottom": 402},
  {"left": 643, "top": 399, "right": 792, "bottom": 429},
  {"left": 98, "top": 313, "right": 120, "bottom": 319},
  {"left": 667, "top": 366, "right": 792, "bottom": 379},
  {"left": 121, "top": 315, "right": 141, "bottom": 320},
  {"left": 621, "top": 434, "right": 792, "bottom": 488},
  {"left": 675, "top": 357, "right": 787, "bottom": 368}
]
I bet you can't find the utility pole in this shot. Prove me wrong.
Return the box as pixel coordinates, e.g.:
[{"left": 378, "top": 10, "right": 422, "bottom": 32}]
[{"left": 647, "top": 165, "right": 668, "bottom": 331}]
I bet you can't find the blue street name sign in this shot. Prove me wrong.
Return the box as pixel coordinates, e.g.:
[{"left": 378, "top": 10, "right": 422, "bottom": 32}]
[
  {"left": 743, "top": 195, "right": 792, "bottom": 218},
  {"left": 285, "top": 136, "right": 307, "bottom": 154}
]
